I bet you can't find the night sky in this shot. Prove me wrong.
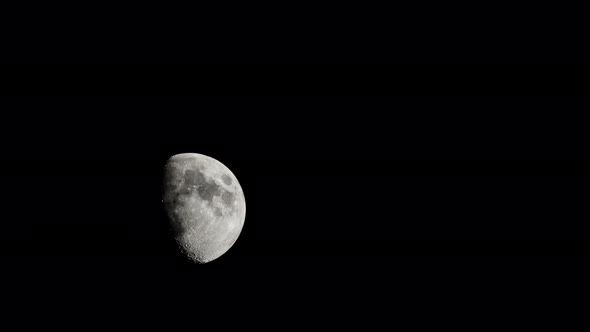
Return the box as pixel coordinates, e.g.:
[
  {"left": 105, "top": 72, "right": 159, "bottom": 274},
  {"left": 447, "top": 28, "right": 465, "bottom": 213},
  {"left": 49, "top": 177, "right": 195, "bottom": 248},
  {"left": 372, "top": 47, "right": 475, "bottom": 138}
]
[
  {"left": 3, "top": 96, "right": 588, "bottom": 259},
  {"left": 1, "top": 73, "right": 587, "bottom": 327},
  {"left": 0, "top": 0, "right": 586, "bottom": 322}
]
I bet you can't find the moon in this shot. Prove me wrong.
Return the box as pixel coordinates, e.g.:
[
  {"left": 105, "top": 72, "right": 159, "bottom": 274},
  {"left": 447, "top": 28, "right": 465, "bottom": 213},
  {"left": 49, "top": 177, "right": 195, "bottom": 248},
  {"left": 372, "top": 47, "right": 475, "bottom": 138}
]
[{"left": 162, "top": 153, "right": 246, "bottom": 263}]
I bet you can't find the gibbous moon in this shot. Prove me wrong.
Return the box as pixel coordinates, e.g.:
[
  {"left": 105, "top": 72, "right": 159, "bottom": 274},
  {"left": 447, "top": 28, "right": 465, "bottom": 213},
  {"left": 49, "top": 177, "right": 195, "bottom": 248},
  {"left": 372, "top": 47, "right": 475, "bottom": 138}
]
[{"left": 162, "top": 153, "right": 245, "bottom": 263}]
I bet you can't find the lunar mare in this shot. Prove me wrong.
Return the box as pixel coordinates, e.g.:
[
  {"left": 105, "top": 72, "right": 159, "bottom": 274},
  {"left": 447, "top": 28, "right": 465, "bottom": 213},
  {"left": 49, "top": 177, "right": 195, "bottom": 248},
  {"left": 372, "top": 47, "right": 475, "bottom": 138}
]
[{"left": 163, "top": 153, "right": 245, "bottom": 263}]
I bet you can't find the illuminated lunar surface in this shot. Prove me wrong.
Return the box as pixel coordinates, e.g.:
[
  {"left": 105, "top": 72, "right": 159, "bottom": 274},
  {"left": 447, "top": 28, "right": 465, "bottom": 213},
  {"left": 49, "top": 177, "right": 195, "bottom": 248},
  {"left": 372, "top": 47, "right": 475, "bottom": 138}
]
[{"left": 163, "top": 153, "right": 245, "bottom": 263}]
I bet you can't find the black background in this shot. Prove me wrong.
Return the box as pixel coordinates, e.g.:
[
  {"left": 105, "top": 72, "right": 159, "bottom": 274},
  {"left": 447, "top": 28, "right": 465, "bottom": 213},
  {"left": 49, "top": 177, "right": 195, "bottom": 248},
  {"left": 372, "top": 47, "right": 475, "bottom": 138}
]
[
  {"left": 1, "top": 1, "right": 588, "bottom": 65},
  {"left": 2, "top": 1, "right": 589, "bottom": 324},
  {"left": 3, "top": 94, "right": 590, "bottom": 258},
  {"left": 1, "top": 67, "right": 590, "bottom": 326}
]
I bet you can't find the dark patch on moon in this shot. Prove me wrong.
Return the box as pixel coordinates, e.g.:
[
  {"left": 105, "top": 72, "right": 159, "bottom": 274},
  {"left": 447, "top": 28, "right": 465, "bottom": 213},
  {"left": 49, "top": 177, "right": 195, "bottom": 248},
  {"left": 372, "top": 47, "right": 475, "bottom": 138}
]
[
  {"left": 184, "top": 169, "right": 206, "bottom": 187},
  {"left": 197, "top": 181, "right": 221, "bottom": 202},
  {"left": 214, "top": 207, "right": 223, "bottom": 217},
  {"left": 165, "top": 186, "right": 190, "bottom": 211},
  {"left": 178, "top": 186, "right": 191, "bottom": 197},
  {"left": 221, "top": 174, "right": 232, "bottom": 185},
  {"left": 221, "top": 191, "right": 235, "bottom": 206},
  {"left": 170, "top": 186, "right": 192, "bottom": 206},
  {"left": 183, "top": 168, "right": 222, "bottom": 203}
]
